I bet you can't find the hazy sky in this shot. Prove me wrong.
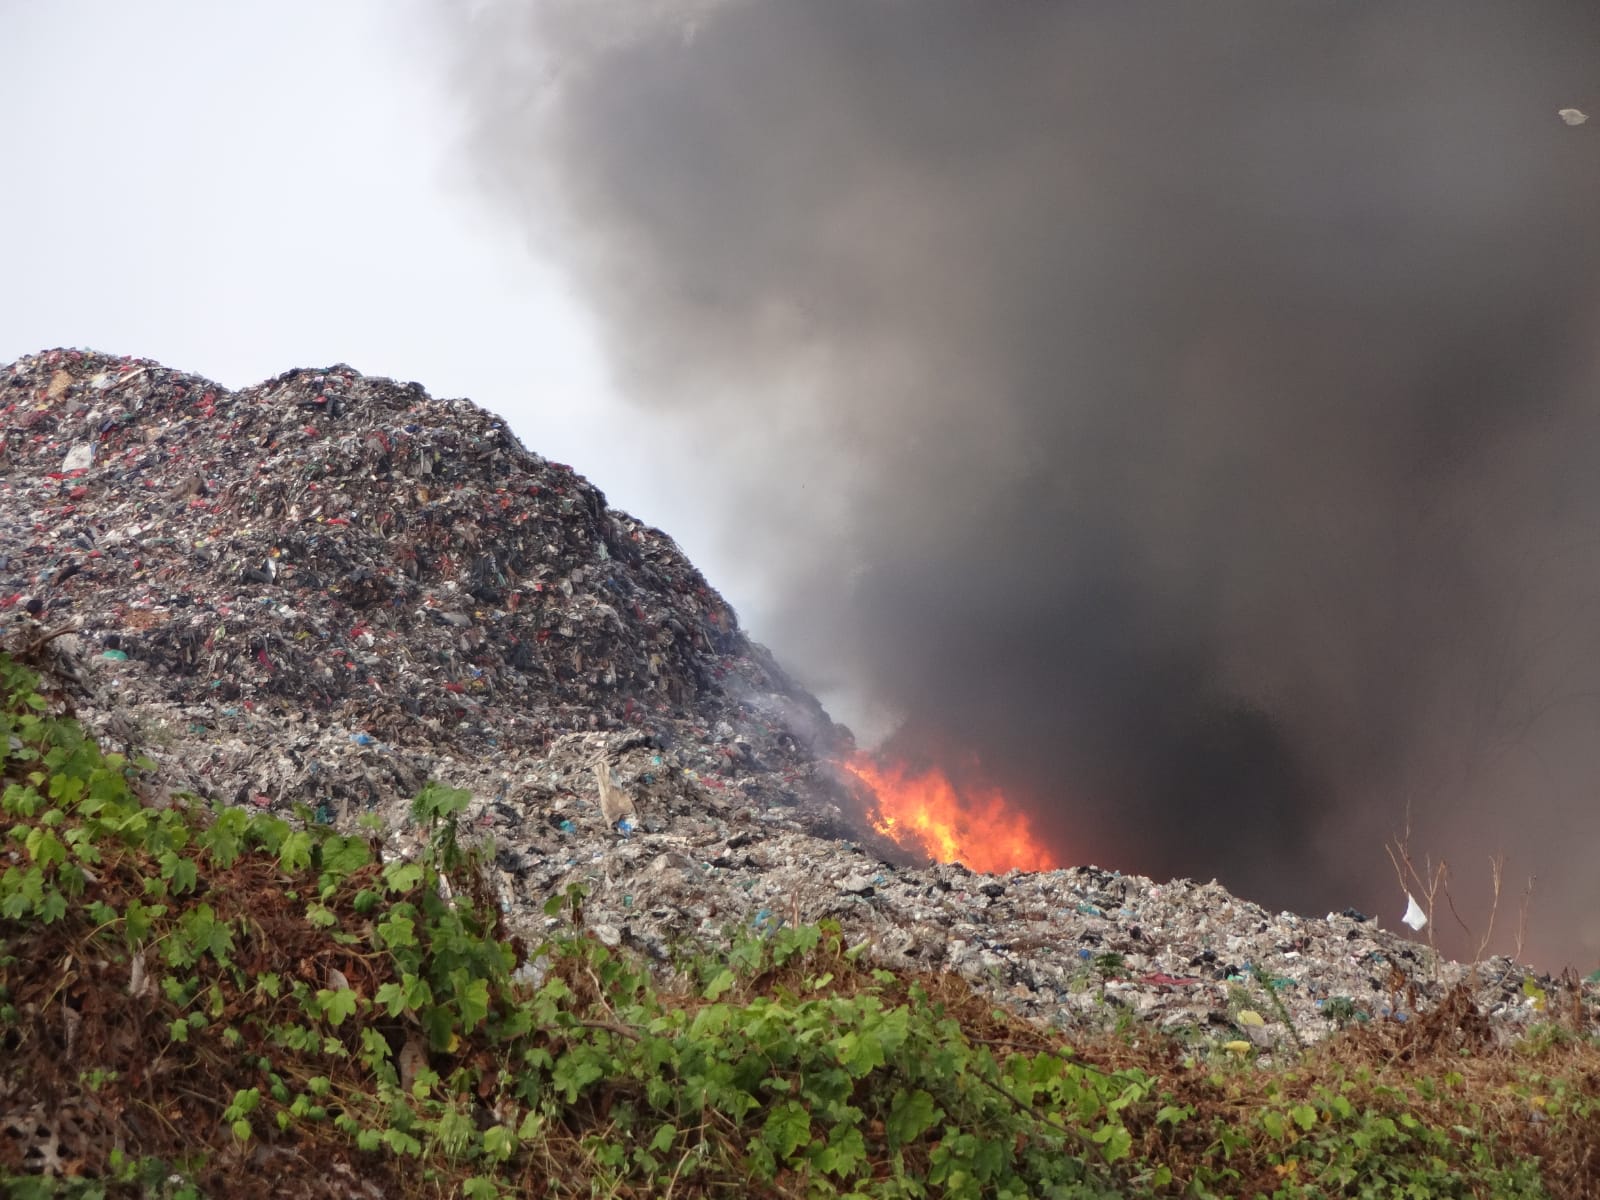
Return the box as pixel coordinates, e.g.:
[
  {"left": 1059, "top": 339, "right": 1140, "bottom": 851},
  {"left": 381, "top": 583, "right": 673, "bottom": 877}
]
[{"left": 0, "top": 0, "right": 746, "bottom": 626}]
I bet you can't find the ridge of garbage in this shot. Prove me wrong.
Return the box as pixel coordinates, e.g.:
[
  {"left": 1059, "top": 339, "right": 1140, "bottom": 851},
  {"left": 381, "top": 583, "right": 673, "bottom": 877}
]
[{"left": 2, "top": 347, "right": 1589, "bottom": 1052}]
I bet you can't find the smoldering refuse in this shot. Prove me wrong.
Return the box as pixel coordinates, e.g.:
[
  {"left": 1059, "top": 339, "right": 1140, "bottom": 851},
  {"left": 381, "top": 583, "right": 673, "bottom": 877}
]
[{"left": 438, "top": 0, "right": 1600, "bottom": 965}]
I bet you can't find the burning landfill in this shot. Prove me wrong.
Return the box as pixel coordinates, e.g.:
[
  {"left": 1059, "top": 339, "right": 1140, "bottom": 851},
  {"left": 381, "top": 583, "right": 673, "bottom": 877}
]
[{"left": 2, "top": 346, "right": 1595, "bottom": 1069}]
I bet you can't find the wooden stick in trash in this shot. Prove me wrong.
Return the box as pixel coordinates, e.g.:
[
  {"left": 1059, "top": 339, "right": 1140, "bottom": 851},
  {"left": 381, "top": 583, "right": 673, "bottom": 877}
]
[
  {"left": 17, "top": 620, "right": 82, "bottom": 659},
  {"left": 594, "top": 758, "right": 637, "bottom": 826}
]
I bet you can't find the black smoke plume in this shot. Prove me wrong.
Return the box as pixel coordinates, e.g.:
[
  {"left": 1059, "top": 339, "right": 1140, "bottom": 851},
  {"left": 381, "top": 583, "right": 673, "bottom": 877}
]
[{"left": 439, "top": 1, "right": 1600, "bottom": 964}]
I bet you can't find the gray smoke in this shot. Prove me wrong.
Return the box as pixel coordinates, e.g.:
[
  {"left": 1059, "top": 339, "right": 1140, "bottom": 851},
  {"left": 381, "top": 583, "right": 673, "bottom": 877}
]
[{"left": 439, "top": 1, "right": 1600, "bottom": 965}]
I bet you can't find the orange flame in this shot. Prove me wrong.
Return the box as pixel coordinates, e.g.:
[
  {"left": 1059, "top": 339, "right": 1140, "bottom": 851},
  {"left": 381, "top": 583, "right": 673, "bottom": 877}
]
[{"left": 839, "top": 753, "right": 1061, "bottom": 875}]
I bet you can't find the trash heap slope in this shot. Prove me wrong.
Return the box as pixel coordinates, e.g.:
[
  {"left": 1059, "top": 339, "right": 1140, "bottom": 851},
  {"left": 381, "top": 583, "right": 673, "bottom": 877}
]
[
  {"left": 0, "top": 348, "right": 852, "bottom": 828},
  {"left": 2, "top": 347, "right": 1588, "bottom": 1053}
]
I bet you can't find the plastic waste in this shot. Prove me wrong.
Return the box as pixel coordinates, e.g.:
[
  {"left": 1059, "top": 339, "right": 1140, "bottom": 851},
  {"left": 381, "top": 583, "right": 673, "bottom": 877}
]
[{"left": 1402, "top": 893, "right": 1428, "bottom": 931}]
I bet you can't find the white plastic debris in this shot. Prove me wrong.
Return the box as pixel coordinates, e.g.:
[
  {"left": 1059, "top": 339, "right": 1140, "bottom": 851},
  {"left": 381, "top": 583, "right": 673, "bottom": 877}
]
[
  {"left": 1558, "top": 108, "right": 1589, "bottom": 126},
  {"left": 1402, "top": 892, "right": 1428, "bottom": 931}
]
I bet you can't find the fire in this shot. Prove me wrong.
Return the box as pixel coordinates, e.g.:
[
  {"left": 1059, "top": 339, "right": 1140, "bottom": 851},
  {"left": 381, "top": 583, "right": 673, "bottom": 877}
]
[{"left": 839, "top": 753, "right": 1060, "bottom": 875}]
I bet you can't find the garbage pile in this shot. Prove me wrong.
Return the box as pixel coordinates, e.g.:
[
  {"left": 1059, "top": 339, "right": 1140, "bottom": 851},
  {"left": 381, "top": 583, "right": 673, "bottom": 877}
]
[
  {"left": 3, "top": 347, "right": 1590, "bottom": 1054},
  {"left": 0, "top": 347, "right": 854, "bottom": 830},
  {"left": 466, "top": 754, "right": 1586, "bottom": 1051}
]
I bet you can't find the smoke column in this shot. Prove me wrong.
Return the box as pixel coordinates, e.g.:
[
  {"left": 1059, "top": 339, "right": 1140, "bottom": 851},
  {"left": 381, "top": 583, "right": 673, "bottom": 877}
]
[{"left": 438, "top": 2, "right": 1600, "bottom": 965}]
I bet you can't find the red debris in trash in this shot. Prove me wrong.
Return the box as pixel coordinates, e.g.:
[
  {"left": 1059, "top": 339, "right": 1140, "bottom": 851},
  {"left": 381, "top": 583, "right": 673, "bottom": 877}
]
[{"left": 1140, "top": 973, "right": 1202, "bottom": 988}]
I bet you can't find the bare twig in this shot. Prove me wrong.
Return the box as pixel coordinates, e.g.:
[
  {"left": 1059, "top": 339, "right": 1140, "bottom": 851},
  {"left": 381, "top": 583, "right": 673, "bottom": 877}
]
[
  {"left": 1514, "top": 874, "right": 1536, "bottom": 965},
  {"left": 1390, "top": 813, "right": 1536, "bottom": 971},
  {"left": 661, "top": 1143, "right": 699, "bottom": 1200},
  {"left": 14, "top": 619, "right": 81, "bottom": 659},
  {"left": 1471, "top": 856, "right": 1504, "bottom": 963},
  {"left": 1386, "top": 816, "right": 1446, "bottom": 952}
]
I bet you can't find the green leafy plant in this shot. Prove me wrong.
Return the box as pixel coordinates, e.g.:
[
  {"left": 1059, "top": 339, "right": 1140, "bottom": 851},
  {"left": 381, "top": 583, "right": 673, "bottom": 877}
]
[{"left": 3, "top": 651, "right": 1599, "bottom": 1199}]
